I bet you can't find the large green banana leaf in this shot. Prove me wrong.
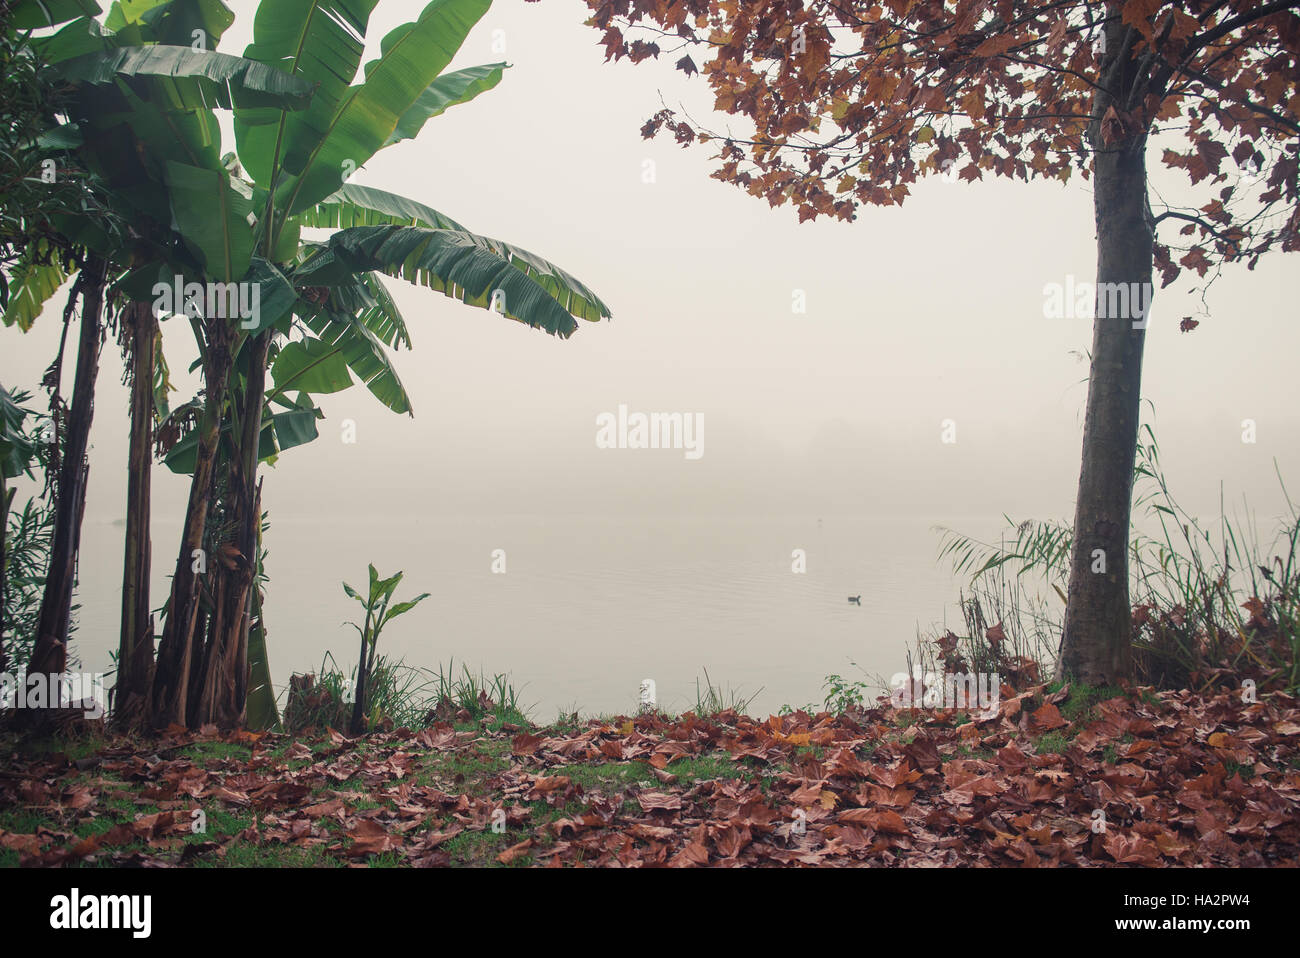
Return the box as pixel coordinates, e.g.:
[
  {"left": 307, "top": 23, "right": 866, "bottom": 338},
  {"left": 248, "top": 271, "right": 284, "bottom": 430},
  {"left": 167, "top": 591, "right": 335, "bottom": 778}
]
[
  {"left": 357, "top": 271, "right": 409, "bottom": 350},
  {"left": 110, "top": 0, "right": 236, "bottom": 47},
  {"left": 233, "top": 0, "right": 378, "bottom": 188},
  {"left": 164, "top": 159, "right": 254, "bottom": 282},
  {"left": 296, "top": 225, "right": 611, "bottom": 337},
  {"left": 296, "top": 302, "right": 413, "bottom": 414},
  {"left": 31, "top": 16, "right": 111, "bottom": 63},
  {"left": 10, "top": 0, "right": 101, "bottom": 29},
  {"left": 274, "top": 0, "right": 491, "bottom": 217},
  {"left": 236, "top": 258, "right": 298, "bottom": 336},
  {"left": 80, "top": 86, "right": 224, "bottom": 214},
  {"left": 35, "top": 1, "right": 235, "bottom": 65},
  {"left": 163, "top": 404, "right": 320, "bottom": 473},
  {"left": 269, "top": 336, "right": 354, "bottom": 396},
  {"left": 385, "top": 62, "right": 505, "bottom": 146},
  {"left": 54, "top": 44, "right": 316, "bottom": 111},
  {"left": 103, "top": 0, "right": 171, "bottom": 32},
  {"left": 300, "top": 183, "right": 467, "bottom": 231},
  {"left": 2, "top": 257, "right": 71, "bottom": 331}
]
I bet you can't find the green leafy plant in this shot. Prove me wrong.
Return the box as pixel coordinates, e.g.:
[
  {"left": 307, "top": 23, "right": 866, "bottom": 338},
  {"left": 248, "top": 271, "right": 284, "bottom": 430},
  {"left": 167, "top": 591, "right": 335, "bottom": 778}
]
[
  {"left": 3, "top": 497, "right": 62, "bottom": 673},
  {"left": 343, "top": 564, "right": 429, "bottom": 734},
  {"left": 0, "top": 385, "right": 77, "bottom": 673},
  {"left": 822, "top": 672, "right": 870, "bottom": 715}
]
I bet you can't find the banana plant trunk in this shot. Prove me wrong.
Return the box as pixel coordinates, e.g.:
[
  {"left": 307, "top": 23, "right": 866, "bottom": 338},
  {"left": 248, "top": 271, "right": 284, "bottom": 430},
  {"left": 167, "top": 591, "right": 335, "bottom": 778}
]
[
  {"left": 26, "top": 256, "right": 108, "bottom": 717},
  {"left": 351, "top": 628, "right": 372, "bottom": 735},
  {"left": 242, "top": 335, "right": 279, "bottom": 730},
  {"left": 1, "top": 478, "right": 11, "bottom": 676},
  {"left": 194, "top": 333, "right": 270, "bottom": 728},
  {"left": 246, "top": 576, "right": 279, "bottom": 730},
  {"left": 116, "top": 300, "right": 157, "bottom": 724},
  {"left": 150, "top": 317, "right": 235, "bottom": 728},
  {"left": 1059, "top": 19, "right": 1149, "bottom": 685}
]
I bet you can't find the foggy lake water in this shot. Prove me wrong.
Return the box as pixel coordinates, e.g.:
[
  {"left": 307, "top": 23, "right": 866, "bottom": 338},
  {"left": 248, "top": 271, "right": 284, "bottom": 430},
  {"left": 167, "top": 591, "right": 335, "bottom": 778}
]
[{"left": 70, "top": 513, "right": 992, "bottom": 719}]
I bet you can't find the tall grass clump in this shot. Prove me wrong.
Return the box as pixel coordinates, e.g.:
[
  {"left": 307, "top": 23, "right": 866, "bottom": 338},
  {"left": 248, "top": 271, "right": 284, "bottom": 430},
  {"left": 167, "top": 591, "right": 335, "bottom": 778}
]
[
  {"left": 690, "top": 668, "right": 762, "bottom": 717},
  {"left": 283, "top": 654, "right": 529, "bottom": 734},
  {"left": 425, "top": 659, "right": 528, "bottom": 727},
  {"left": 933, "top": 422, "right": 1298, "bottom": 693}
]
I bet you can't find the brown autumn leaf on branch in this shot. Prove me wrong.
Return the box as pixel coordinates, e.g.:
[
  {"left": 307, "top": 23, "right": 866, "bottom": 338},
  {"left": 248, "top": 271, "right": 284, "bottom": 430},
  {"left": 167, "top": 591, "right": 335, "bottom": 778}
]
[{"left": 584, "top": 0, "right": 1299, "bottom": 278}]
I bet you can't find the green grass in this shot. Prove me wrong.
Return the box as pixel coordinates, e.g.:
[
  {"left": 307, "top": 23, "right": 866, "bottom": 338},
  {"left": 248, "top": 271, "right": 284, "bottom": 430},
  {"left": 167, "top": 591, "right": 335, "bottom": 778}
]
[
  {"left": 178, "top": 741, "right": 253, "bottom": 763},
  {"left": 666, "top": 753, "right": 743, "bottom": 782},
  {"left": 9, "top": 731, "right": 109, "bottom": 761},
  {"left": 1034, "top": 731, "right": 1070, "bottom": 756},
  {"left": 556, "top": 762, "right": 655, "bottom": 791},
  {"left": 440, "top": 825, "right": 517, "bottom": 866},
  {"left": 196, "top": 805, "right": 254, "bottom": 839},
  {"left": 417, "top": 742, "right": 511, "bottom": 792},
  {"left": 200, "top": 842, "right": 342, "bottom": 868},
  {"left": 550, "top": 752, "right": 743, "bottom": 793},
  {"left": 0, "top": 805, "right": 46, "bottom": 832},
  {"left": 692, "top": 669, "right": 762, "bottom": 717},
  {"left": 1027, "top": 682, "right": 1131, "bottom": 756},
  {"left": 1056, "top": 682, "right": 1126, "bottom": 723}
]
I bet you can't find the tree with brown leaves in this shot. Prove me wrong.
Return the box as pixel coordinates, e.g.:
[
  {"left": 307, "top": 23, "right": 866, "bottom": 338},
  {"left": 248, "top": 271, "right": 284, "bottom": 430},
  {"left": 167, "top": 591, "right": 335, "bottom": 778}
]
[{"left": 584, "top": 0, "right": 1299, "bottom": 684}]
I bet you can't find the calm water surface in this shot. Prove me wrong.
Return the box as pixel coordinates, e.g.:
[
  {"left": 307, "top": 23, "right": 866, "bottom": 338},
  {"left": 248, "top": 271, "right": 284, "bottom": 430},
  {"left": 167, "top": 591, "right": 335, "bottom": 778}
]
[{"left": 72, "top": 514, "right": 991, "bottom": 719}]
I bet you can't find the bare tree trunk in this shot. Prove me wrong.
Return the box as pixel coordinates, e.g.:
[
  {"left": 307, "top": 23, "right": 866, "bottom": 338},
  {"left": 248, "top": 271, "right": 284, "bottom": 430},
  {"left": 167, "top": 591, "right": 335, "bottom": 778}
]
[
  {"left": 116, "top": 301, "right": 157, "bottom": 725},
  {"left": 27, "top": 256, "right": 108, "bottom": 713},
  {"left": 150, "top": 317, "right": 234, "bottom": 728},
  {"left": 1059, "top": 19, "right": 1150, "bottom": 685}
]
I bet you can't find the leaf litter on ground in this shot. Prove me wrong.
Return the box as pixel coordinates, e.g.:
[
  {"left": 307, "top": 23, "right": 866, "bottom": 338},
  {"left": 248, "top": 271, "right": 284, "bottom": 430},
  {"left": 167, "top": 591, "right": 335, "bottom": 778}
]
[{"left": 1, "top": 685, "right": 1297, "bottom": 867}]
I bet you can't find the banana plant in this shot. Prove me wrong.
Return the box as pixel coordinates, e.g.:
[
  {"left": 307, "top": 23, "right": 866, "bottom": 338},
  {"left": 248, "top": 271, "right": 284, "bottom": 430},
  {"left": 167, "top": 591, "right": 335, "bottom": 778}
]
[
  {"left": 143, "top": 0, "right": 611, "bottom": 732},
  {"left": 343, "top": 564, "right": 428, "bottom": 734},
  {"left": 9, "top": 0, "right": 612, "bottom": 732},
  {"left": 4, "top": 0, "right": 317, "bottom": 724}
]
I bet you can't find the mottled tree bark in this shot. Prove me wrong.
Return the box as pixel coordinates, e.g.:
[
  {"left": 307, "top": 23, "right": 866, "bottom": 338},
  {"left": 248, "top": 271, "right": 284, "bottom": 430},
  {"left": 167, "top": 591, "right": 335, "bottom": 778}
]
[
  {"left": 26, "top": 256, "right": 108, "bottom": 716},
  {"left": 1060, "top": 16, "right": 1150, "bottom": 685},
  {"left": 150, "top": 318, "right": 234, "bottom": 728},
  {"left": 116, "top": 301, "right": 157, "bottom": 725},
  {"left": 194, "top": 334, "right": 269, "bottom": 729}
]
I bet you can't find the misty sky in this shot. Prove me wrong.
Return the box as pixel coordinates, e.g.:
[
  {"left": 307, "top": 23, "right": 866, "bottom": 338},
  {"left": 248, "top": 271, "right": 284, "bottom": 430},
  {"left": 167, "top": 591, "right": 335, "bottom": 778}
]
[{"left": 3, "top": 0, "right": 1297, "bottom": 534}]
